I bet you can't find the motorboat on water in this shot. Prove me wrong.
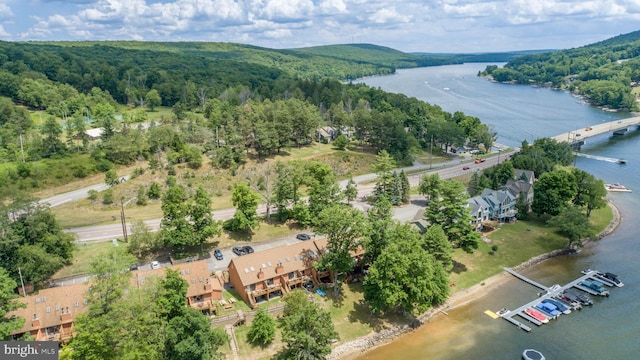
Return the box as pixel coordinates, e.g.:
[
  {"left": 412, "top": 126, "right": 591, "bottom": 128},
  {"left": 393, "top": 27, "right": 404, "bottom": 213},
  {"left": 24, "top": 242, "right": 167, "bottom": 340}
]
[
  {"left": 522, "top": 349, "right": 545, "bottom": 360},
  {"left": 535, "top": 302, "right": 561, "bottom": 319},
  {"left": 553, "top": 294, "right": 582, "bottom": 310},
  {"left": 605, "top": 183, "right": 632, "bottom": 192},
  {"left": 563, "top": 288, "right": 593, "bottom": 306},
  {"left": 600, "top": 272, "right": 624, "bottom": 287},
  {"left": 542, "top": 298, "right": 571, "bottom": 314},
  {"left": 524, "top": 308, "right": 549, "bottom": 324},
  {"left": 579, "top": 280, "right": 610, "bottom": 296}
]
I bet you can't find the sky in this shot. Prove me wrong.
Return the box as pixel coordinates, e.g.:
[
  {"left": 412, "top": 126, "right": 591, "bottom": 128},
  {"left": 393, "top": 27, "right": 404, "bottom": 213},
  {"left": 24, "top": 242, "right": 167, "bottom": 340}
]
[{"left": 1, "top": 0, "right": 639, "bottom": 53}]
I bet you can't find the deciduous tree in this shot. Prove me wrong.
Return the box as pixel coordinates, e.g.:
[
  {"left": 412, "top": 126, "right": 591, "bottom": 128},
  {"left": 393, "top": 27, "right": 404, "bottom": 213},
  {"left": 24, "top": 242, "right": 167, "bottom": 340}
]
[
  {"left": 363, "top": 223, "right": 449, "bottom": 314},
  {"left": 313, "top": 205, "right": 366, "bottom": 295},
  {"left": 548, "top": 205, "right": 596, "bottom": 248},
  {"left": 278, "top": 290, "right": 337, "bottom": 360},
  {"left": 0, "top": 267, "right": 25, "bottom": 340},
  {"left": 247, "top": 308, "right": 276, "bottom": 346},
  {"left": 227, "top": 182, "right": 260, "bottom": 232}
]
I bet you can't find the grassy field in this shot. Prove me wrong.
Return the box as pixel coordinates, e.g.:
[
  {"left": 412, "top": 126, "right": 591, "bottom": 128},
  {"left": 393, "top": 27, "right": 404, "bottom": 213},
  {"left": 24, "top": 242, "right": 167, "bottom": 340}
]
[{"left": 48, "top": 142, "right": 377, "bottom": 228}]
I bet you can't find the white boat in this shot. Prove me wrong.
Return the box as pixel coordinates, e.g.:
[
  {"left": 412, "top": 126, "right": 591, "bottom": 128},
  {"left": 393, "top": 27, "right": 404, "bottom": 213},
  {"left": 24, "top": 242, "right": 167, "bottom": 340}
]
[{"left": 605, "top": 183, "right": 632, "bottom": 192}]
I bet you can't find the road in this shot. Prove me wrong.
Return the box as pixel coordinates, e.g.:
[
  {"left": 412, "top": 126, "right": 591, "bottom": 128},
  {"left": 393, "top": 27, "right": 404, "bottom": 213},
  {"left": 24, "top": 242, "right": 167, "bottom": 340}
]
[
  {"left": 60, "top": 149, "right": 516, "bottom": 243},
  {"left": 38, "top": 175, "right": 130, "bottom": 208},
  {"left": 551, "top": 116, "right": 640, "bottom": 144}
]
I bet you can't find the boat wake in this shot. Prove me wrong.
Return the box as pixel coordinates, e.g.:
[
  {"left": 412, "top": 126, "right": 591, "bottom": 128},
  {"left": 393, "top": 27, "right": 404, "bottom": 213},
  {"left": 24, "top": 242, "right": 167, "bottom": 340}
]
[{"left": 573, "top": 152, "right": 625, "bottom": 164}]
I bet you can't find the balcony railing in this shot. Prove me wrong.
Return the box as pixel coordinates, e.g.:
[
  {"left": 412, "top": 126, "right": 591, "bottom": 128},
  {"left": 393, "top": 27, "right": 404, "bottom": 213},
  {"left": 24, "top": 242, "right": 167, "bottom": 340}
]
[{"left": 251, "top": 284, "right": 282, "bottom": 297}]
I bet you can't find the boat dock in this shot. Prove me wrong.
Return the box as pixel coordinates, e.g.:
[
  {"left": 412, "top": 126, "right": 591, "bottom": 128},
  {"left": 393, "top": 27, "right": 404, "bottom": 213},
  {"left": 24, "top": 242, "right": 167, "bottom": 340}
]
[{"left": 490, "top": 268, "right": 620, "bottom": 331}]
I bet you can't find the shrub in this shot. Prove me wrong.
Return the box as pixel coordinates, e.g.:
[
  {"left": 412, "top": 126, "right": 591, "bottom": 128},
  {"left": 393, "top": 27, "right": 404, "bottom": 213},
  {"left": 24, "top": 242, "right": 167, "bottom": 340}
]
[{"left": 102, "top": 188, "right": 114, "bottom": 204}]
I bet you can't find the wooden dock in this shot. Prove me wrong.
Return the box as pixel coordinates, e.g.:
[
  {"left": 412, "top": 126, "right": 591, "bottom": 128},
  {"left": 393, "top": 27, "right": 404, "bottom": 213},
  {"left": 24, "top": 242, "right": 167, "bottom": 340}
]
[{"left": 493, "top": 268, "right": 619, "bottom": 331}]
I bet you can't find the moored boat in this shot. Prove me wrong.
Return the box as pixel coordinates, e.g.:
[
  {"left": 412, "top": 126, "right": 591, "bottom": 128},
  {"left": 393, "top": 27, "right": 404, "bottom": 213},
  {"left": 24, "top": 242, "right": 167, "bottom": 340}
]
[
  {"left": 542, "top": 298, "right": 571, "bottom": 314},
  {"left": 524, "top": 308, "right": 549, "bottom": 324},
  {"left": 535, "top": 302, "right": 561, "bottom": 319},
  {"left": 522, "top": 349, "right": 545, "bottom": 360},
  {"left": 563, "top": 289, "right": 593, "bottom": 306},
  {"left": 579, "top": 280, "right": 610, "bottom": 296},
  {"left": 601, "top": 272, "right": 624, "bottom": 287},
  {"left": 553, "top": 294, "right": 582, "bottom": 310}
]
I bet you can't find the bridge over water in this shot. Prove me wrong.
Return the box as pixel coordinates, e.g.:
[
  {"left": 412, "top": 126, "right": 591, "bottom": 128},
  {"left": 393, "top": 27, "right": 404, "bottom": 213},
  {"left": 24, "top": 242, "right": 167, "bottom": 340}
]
[{"left": 551, "top": 115, "right": 640, "bottom": 147}]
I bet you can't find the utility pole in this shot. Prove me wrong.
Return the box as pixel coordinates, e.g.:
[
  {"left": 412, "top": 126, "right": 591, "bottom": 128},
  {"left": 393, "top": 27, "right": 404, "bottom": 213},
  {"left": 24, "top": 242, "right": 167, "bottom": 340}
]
[
  {"left": 120, "top": 197, "right": 128, "bottom": 243},
  {"left": 430, "top": 135, "right": 433, "bottom": 169},
  {"left": 18, "top": 267, "right": 26, "bottom": 296}
]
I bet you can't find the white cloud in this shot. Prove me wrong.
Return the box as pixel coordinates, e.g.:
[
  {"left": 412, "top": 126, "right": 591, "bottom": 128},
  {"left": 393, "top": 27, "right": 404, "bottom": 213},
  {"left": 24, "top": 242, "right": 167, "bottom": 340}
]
[
  {"left": 3, "top": 0, "right": 640, "bottom": 52},
  {"left": 256, "top": 0, "right": 315, "bottom": 22}
]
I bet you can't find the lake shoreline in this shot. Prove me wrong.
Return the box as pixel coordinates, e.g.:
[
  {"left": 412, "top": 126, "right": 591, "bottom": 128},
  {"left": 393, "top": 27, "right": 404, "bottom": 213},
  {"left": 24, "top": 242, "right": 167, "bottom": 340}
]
[{"left": 330, "top": 199, "right": 621, "bottom": 360}]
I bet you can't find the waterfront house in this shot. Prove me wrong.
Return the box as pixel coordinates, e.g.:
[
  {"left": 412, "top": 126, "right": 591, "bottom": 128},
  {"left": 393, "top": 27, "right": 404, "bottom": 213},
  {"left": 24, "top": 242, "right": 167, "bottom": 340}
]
[{"left": 9, "top": 259, "right": 221, "bottom": 342}]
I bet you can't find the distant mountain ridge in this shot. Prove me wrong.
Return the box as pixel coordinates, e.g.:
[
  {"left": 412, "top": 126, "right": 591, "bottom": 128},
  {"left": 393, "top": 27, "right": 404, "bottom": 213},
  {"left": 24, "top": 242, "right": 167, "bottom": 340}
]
[{"left": 25, "top": 40, "right": 543, "bottom": 80}]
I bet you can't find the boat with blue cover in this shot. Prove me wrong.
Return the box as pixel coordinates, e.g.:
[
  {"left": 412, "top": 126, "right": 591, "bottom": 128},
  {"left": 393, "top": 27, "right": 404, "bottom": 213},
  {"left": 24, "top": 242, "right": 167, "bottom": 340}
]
[
  {"left": 541, "top": 298, "right": 571, "bottom": 314},
  {"left": 579, "top": 279, "right": 609, "bottom": 296},
  {"left": 535, "top": 302, "right": 561, "bottom": 319}
]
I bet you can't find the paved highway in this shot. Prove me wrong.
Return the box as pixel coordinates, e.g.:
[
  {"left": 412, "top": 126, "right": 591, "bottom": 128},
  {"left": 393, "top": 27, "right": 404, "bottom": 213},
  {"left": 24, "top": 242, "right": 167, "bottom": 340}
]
[
  {"left": 59, "top": 150, "right": 516, "bottom": 243},
  {"left": 551, "top": 116, "right": 640, "bottom": 144}
]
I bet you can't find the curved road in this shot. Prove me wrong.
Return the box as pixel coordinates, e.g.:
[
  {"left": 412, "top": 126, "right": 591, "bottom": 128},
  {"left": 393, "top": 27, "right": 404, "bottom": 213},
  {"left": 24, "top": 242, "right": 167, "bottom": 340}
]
[{"left": 59, "top": 150, "right": 516, "bottom": 243}]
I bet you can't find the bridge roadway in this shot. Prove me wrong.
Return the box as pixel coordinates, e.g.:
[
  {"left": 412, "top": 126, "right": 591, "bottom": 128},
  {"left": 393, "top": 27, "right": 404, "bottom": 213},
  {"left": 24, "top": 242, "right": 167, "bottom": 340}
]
[{"left": 551, "top": 115, "right": 640, "bottom": 145}]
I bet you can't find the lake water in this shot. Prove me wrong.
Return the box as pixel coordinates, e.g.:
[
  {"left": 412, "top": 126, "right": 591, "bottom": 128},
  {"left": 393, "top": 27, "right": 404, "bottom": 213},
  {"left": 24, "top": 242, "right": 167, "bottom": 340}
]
[{"left": 353, "top": 64, "right": 640, "bottom": 360}]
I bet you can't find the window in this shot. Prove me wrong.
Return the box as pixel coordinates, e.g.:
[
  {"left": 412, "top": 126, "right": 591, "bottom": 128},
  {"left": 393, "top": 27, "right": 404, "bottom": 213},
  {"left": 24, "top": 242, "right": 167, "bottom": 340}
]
[
  {"left": 74, "top": 301, "right": 79, "bottom": 307},
  {"left": 266, "top": 279, "right": 274, "bottom": 286},
  {"left": 35, "top": 297, "right": 40, "bottom": 303},
  {"left": 55, "top": 305, "right": 60, "bottom": 311},
  {"left": 46, "top": 307, "right": 50, "bottom": 313},
  {"left": 42, "top": 296, "right": 46, "bottom": 302}
]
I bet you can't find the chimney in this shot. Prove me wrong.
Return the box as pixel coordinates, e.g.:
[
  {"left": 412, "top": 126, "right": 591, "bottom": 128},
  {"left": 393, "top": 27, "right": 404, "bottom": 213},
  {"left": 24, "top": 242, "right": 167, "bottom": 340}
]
[{"left": 257, "top": 269, "right": 264, "bottom": 279}]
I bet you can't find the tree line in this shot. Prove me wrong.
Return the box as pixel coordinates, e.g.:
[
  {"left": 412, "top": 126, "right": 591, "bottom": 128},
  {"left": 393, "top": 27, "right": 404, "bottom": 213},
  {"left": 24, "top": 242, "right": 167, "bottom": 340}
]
[{"left": 479, "top": 30, "right": 640, "bottom": 111}]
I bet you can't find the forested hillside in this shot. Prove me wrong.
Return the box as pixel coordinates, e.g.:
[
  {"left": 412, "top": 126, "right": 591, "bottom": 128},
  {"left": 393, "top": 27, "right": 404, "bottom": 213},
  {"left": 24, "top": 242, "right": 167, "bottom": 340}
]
[
  {"left": 27, "top": 41, "right": 407, "bottom": 80},
  {"left": 0, "top": 40, "right": 495, "bottom": 199},
  {"left": 480, "top": 30, "right": 640, "bottom": 111}
]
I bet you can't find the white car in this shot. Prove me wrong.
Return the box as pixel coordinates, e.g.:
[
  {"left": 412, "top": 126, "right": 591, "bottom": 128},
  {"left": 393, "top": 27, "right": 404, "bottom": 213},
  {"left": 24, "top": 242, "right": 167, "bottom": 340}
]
[{"left": 151, "top": 261, "right": 160, "bottom": 270}]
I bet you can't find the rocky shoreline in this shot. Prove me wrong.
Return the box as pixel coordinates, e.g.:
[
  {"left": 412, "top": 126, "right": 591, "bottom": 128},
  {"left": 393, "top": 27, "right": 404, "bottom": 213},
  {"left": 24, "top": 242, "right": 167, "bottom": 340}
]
[{"left": 328, "top": 199, "right": 621, "bottom": 360}]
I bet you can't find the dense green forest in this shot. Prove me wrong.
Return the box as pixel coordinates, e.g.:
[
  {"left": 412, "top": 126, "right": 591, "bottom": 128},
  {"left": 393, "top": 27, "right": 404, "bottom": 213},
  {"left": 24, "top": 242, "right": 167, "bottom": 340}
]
[
  {"left": 0, "top": 40, "right": 496, "bottom": 199},
  {"left": 480, "top": 30, "right": 640, "bottom": 111}
]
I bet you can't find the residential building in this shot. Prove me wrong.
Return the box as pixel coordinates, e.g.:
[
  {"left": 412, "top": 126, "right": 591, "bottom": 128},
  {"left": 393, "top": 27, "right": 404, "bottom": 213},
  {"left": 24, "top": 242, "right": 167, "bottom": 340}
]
[
  {"left": 8, "top": 259, "right": 221, "bottom": 342},
  {"left": 227, "top": 239, "right": 328, "bottom": 308},
  {"left": 467, "top": 196, "right": 491, "bottom": 231},
  {"left": 467, "top": 188, "right": 518, "bottom": 227},
  {"left": 480, "top": 188, "right": 518, "bottom": 222},
  {"left": 227, "top": 238, "right": 364, "bottom": 308}
]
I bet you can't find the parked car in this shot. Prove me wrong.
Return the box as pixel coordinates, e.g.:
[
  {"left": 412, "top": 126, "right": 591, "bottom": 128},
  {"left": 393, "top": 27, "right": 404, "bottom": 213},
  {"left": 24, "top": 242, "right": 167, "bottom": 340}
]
[
  {"left": 232, "top": 246, "right": 246, "bottom": 256},
  {"left": 151, "top": 261, "right": 160, "bottom": 270},
  {"left": 129, "top": 264, "right": 139, "bottom": 271},
  {"left": 243, "top": 246, "right": 254, "bottom": 254},
  {"left": 462, "top": 166, "right": 470, "bottom": 170},
  {"left": 214, "top": 249, "right": 224, "bottom": 260},
  {"left": 296, "top": 233, "right": 311, "bottom": 241}
]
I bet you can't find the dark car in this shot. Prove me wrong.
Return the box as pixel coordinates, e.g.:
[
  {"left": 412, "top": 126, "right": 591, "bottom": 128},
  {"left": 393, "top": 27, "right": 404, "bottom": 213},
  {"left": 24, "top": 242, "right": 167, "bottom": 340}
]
[
  {"left": 243, "top": 246, "right": 254, "bottom": 254},
  {"left": 462, "top": 166, "right": 470, "bottom": 170},
  {"left": 232, "top": 246, "right": 246, "bottom": 256},
  {"left": 214, "top": 249, "right": 223, "bottom": 260},
  {"left": 129, "top": 264, "right": 139, "bottom": 271},
  {"left": 296, "top": 233, "right": 311, "bottom": 241}
]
